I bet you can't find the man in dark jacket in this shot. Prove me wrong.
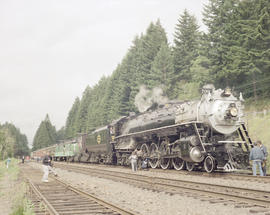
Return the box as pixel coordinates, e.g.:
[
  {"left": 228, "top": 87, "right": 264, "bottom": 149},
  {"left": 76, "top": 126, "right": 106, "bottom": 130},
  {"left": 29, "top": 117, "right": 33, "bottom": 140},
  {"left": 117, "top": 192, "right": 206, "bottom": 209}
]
[
  {"left": 258, "top": 140, "right": 268, "bottom": 176},
  {"left": 249, "top": 141, "right": 264, "bottom": 176},
  {"left": 42, "top": 152, "right": 57, "bottom": 182}
]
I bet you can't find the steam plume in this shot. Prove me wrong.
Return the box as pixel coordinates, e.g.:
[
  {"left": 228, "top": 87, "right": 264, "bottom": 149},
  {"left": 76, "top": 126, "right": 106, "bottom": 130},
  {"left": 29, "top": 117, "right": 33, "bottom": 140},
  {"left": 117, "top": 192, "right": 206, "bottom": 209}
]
[{"left": 135, "top": 85, "right": 168, "bottom": 112}]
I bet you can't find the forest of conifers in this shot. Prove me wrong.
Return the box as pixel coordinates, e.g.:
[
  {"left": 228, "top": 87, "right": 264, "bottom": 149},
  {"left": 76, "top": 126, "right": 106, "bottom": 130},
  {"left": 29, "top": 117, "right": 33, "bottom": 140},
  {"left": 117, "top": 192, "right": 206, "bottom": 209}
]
[
  {"left": 30, "top": 0, "right": 270, "bottom": 151},
  {"left": 0, "top": 123, "right": 29, "bottom": 159}
]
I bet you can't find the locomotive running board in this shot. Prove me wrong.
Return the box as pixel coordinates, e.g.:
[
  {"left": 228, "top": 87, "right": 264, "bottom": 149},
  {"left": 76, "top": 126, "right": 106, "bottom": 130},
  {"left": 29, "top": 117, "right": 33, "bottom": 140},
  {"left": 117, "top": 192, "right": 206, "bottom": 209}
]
[
  {"left": 218, "top": 141, "right": 246, "bottom": 144},
  {"left": 114, "top": 121, "right": 203, "bottom": 140}
]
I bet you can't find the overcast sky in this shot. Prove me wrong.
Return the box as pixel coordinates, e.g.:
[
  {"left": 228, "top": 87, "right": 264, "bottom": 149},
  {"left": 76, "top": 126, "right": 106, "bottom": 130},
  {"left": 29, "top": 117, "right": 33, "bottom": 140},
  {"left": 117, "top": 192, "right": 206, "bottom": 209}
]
[{"left": 0, "top": 0, "right": 208, "bottom": 147}]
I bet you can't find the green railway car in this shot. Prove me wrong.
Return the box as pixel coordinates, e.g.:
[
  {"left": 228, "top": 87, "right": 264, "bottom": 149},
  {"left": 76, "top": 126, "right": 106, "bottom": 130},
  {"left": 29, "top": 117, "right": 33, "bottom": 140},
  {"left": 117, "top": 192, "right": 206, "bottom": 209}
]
[{"left": 54, "top": 137, "right": 82, "bottom": 161}]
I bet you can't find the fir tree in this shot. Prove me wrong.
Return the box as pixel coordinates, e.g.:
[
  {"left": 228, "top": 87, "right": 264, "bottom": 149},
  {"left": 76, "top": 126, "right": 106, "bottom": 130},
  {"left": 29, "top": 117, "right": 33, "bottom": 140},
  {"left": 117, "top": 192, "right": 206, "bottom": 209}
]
[
  {"left": 173, "top": 9, "right": 200, "bottom": 82},
  {"left": 56, "top": 126, "right": 65, "bottom": 141},
  {"left": 32, "top": 114, "right": 57, "bottom": 150},
  {"left": 75, "top": 86, "right": 92, "bottom": 134},
  {"left": 65, "top": 97, "right": 80, "bottom": 138},
  {"left": 149, "top": 42, "right": 174, "bottom": 96}
]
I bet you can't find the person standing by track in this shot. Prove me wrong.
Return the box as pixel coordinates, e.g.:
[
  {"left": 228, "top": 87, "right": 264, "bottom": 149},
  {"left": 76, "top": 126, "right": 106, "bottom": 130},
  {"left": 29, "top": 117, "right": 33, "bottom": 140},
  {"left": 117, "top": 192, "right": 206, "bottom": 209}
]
[
  {"left": 129, "top": 151, "right": 138, "bottom": 172},
  {"left": 258, "top": 140, "right": 268, "bottom": 176},
  {"left": 5, "top": 157, "right": 11, "bottom": 169},
  {"left": 42, "top": 152, "right": 57, "bottom": 182},
  {"left": 249, "top": 141, "right": 264, "bottom": 176}
]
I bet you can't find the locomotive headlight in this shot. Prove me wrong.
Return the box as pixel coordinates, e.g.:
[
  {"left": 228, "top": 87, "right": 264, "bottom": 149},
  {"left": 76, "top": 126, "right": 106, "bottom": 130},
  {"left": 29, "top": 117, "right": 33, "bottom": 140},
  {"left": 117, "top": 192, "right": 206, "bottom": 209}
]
[{"left": 230, "top": 107, "right": 238, "bottom": 117}]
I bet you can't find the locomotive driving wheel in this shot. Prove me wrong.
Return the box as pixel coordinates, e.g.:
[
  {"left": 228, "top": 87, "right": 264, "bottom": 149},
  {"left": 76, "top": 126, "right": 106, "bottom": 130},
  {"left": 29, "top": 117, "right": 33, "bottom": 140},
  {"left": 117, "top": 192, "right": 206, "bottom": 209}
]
[
  {"left": 138, "top": 143, "right": 149, "bottom": 169},
  {"left": 204, "top": 155, "right": 215, "bottom": 173},
  {"left": 186, "top": 162, "right": 195, "bottom": 171},
  {"left": 140, "top": 143, "right": 149, "bottom": 159},
  {"left": 149, "top": 143, "right": 159, "bottom": 168},
  {"left": 171, "top": 144, "right": 185, "bottom": 170},
  {"left": 160, "top": 141, "right": 170, "bottom": 169},
  {"left": 172, "top": 157, "right": 185, "bottom": 170}
]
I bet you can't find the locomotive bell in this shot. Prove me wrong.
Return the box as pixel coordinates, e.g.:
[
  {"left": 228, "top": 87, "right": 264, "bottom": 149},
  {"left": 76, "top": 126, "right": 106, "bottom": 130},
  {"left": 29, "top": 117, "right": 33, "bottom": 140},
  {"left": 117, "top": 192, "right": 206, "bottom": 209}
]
[
  {"left": 189, "top": 147, "right": 204, "bottom": 162},
  {"left": 222, "top": 87, "right": 232, "bottom": 97}
]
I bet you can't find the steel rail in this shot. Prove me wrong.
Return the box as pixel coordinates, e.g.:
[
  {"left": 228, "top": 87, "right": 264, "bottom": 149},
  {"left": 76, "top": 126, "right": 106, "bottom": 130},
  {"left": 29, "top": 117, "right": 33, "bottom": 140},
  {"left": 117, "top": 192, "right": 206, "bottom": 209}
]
[
  {"left": 27, "top": 179, "right": 59, "bottom": 215},
  {"left": 53, "top": 176, "right": 135, "bottom": 215},
  {"left": 55, "top": 161, "right": 270, "bottom": 183},
  {"left": 25, "top": 165, "right": 136, "bottom": 215},
  {"left": 151, "top": 179, "right": 270, "bottom": 207},
  {"left": 55, "top": 162, "right": 270, "bottom": 208}
]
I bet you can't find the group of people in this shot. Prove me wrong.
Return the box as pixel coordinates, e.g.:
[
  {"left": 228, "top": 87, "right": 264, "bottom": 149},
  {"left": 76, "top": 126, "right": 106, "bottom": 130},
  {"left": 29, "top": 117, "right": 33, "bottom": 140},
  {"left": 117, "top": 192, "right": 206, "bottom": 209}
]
[
  {"left": 129, "top": 140, "right": 268, "bottom": 176},
  {"left": 249, "top": 140, "right": 268, "bottom": 176}
]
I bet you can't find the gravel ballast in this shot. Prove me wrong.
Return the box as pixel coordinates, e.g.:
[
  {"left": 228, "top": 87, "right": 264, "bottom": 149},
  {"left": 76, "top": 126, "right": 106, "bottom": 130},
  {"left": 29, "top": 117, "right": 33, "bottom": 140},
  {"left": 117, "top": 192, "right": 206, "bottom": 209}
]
[{"left": 30, "top": 162, "right": 270, "bottom": 215}]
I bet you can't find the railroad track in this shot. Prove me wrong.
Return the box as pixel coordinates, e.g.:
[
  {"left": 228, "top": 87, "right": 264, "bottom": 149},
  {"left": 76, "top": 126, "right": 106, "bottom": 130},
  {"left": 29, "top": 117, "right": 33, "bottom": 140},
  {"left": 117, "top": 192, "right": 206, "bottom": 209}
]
[
  {"left": 21, "top": 165, "right": 135, "bottom": 215},
  {"left": 54, "top": 162, "right": 270, "bottom": 209},
  {"left": 59, "top": 161, "right": 270, "bottom": 184}
]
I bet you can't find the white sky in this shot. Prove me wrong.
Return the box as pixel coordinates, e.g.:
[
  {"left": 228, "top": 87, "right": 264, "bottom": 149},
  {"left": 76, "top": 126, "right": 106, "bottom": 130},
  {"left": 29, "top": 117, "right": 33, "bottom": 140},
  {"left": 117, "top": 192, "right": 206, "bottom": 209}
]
[{"left": 0, "top": 0, "right": 208, "bottom": 147}]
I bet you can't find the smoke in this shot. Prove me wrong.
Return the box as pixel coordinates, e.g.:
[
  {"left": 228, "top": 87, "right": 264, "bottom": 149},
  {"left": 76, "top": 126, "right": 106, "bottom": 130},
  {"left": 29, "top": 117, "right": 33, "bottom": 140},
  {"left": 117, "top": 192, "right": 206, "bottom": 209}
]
[{"left": 135, "top": 85, "right": 168, "bottom": 112}]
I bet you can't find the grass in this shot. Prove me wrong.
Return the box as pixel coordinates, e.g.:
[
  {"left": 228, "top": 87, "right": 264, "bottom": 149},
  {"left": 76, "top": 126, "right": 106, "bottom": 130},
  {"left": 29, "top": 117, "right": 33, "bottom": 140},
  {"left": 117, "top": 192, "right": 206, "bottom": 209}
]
[
  {"left": 0, "top": 159, "right": 35, "bottom": 215},
  {"left": 245, "top": 97, "right": 270, "bottom": 111},
  {"left": 246, "top": 111, "right": 270, "bottom": 173},
  {"left": 10, "top": 184, "right": 35, "bottom": 215}
]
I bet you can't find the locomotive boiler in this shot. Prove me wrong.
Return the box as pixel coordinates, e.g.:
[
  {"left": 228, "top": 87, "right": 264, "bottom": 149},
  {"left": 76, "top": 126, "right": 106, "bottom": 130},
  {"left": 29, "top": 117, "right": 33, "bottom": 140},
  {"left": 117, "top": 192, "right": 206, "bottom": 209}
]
[{"left": 111, "top": 85, "right": 251, "bottom": 172}]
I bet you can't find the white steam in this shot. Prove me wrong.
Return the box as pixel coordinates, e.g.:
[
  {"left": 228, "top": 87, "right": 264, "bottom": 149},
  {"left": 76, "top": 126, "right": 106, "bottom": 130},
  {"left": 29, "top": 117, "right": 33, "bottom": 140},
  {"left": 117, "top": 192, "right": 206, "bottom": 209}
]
[{"left": 135, "top": 85, "right": 168, "bottom": 112}]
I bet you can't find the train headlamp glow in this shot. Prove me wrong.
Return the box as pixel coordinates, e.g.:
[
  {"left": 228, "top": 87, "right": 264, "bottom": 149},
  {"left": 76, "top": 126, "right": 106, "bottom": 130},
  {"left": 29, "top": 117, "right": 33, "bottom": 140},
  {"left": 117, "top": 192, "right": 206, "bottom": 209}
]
[{"left": 230, "top": 107, "right": 238, "bottom": 117}]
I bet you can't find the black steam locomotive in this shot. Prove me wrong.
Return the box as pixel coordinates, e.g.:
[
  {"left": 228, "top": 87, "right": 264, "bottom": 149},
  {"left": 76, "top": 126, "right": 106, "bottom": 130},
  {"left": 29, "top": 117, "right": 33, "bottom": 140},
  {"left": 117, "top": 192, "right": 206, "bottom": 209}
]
[{"left": 52, "top": 85, "right": 252, "bottom": 173}]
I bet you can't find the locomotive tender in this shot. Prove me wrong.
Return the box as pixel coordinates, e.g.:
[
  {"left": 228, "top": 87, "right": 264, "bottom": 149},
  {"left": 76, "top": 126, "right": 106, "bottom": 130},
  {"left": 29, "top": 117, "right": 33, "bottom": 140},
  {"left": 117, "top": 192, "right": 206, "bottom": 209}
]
[{"left": 33, "top": 85, "right": 252, "bottom": 173}]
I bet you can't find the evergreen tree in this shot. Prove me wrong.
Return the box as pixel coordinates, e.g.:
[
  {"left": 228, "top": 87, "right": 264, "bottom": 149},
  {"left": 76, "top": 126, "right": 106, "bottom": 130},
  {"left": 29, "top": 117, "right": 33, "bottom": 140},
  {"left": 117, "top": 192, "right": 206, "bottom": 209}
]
[
  {"left": 108, "top": 59, "right": 133, "bottom": 118},
  {"left": 231, "top": 0, "right": 270, "bottom": 98},
  {"left": 56, "top": 126, "right": 65, "bottom": 141},
  {"left": 75, "top": 86, "right": 92, "bottom": 134},
  {"left": 2, "top": 123, "right": 29, "bottom": 157},
  {"left": 32, "top": 114, "right": 56, "bottom": 150},
  {"left": 87, "top": 76, "right": 112, "bottom": 131},
  {"left": 202, "top": 0, "right": 270, "bottom": 98},
  {"left": 65, "top": 97, "right": 80, "bottom": 138},
  {"left": 149, "top": 42, "right": 174, "bottom": 96},
  {"left": 190, "top": 55, "right": 211, "bottom": 86},
  {"left": 126, "top": 20, "right": 169, "bottom": 108},
  {"left": 140, "top": 20, "right": 168, "bottom": 86},
  {"left": 126, "top": 35, "right": 145, "bottom": 112},
  {"left": 202, "top": 0, "right": 238, "bottom": 87},
  {"left": 173, "top": 9, "right": 200, "bottom": 82},
  {"left": 0, "top": 123, "right": 29, "bottom": 158},
  {"left": 0, "top": 129, "right": 14, "bottom": 159}
]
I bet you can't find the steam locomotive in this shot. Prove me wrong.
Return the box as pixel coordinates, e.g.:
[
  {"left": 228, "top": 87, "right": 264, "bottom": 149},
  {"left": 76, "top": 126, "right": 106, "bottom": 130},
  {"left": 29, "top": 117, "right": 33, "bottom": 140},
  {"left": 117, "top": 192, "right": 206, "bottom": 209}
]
[{"left": 32, "top": 85, "right": 252, "bottom": 173}]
